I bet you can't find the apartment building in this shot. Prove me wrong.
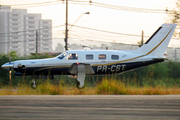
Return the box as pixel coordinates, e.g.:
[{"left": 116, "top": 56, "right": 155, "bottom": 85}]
[
  {"left": 39, "top": 20, "right": 52, "bottom": 53},
  {"left": 0, "top": 6, "right": 11, "bottom": 55},
  {"left": 25, "top": 14, "right": 42, "bottom": 55},
  {"left": 9, "top": 9, "right": 27, "bottom": 56},
  {"left": 0, "top": 6, "right": 52, "bottom": 56}
]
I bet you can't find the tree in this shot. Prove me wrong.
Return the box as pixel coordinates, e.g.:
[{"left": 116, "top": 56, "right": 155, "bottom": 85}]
[
  {"left": 167, "top": 0, "right": 180, "bottom": 39},
  {"left": 0, "top": 51, "right": 18, "bottom": 85},
  {"left": 70, "top": 43, "right": 79, "bottom": 50},
  {"left": 55, "top": 43, "right": 64, "bottom": 52}
]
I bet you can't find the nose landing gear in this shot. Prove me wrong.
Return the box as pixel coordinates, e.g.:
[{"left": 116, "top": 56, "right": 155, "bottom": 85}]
[{"left": 31, "top": 79, "right": 36, "bottom": 89}]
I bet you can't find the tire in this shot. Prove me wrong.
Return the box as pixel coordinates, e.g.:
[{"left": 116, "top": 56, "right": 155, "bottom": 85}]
[
  {"left": 31, "top": 82, "right": 36, "bottom": 89},
  {"left": 76, "top": 81, "right": 84, "bottom": 89}
]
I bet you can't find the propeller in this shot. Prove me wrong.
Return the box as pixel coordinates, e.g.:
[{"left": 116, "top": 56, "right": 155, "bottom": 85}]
[
  {"left": 9, "top": 69, "right": 12, "bottom": 82},
  {"left": 8, "top": 52, "right": 12, "bottom": 82}
]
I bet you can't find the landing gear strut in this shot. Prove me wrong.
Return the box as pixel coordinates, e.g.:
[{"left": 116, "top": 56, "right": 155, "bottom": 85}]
[
  {"left": 76, "top": 64, "right": 85, "bottom": 89},
  {"left": 31, "top": 79, "right": 36, "bottom": 89}
]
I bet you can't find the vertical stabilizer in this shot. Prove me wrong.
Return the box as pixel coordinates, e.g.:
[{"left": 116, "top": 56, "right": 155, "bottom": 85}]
[{"left": 133, "top": 24, "right": 177, "bottom": 57}]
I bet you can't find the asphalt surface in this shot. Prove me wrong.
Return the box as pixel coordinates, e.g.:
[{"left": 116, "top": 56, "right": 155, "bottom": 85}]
[{"left": 0, "top": 95, "right": 180, "bottom": 120}]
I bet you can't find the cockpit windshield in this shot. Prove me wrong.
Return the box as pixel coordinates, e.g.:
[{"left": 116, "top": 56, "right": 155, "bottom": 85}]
[{"left": 57, "top": 52, "right": 68, "bottom": 59}]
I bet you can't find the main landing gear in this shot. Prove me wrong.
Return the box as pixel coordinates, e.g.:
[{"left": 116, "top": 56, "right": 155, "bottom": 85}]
[
  {"left": 76, "top": 64, "right": 85, "bottom": 89},
  {"left": 68, "top": 63, "right": 95, "bottom": 89}
]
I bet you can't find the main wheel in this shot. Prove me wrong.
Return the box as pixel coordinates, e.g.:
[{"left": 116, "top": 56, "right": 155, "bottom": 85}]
[
  {"left": 76, "top": 81, "right": 84, "bottom": 89},
  {"left": 76, "top": 81, "right": 80, "bottom": 89}
]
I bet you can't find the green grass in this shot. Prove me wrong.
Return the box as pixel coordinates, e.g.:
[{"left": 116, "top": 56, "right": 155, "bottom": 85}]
[{"left": 1, "top": 78, "right": 180, "bottom": 95}]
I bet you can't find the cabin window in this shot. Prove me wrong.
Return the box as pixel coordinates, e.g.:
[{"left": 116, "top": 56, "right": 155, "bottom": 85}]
[
  {"left": 57, "top": 52, "right": 67, "bottom": 59},
  {"left": 67, "top": 53, "right": 78, "bottom": 60},
  {"left": 111, "top": 55, "right": 119, "bottom": 60},
  {"left": 99, "top": 54, "right": 106, "bottom": 60},
  {"left": 86, "top": 54, "right": 93, "bottom": 60}
]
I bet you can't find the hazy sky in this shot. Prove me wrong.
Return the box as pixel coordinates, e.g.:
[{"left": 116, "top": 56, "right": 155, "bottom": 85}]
[{"left": 0, "top": 0, "right": 177, "bottom": 45}]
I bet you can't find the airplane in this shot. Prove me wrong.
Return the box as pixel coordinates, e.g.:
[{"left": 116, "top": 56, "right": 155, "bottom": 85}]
[{"left": 1, "top": 23, "right": 177, "bottom": 89}]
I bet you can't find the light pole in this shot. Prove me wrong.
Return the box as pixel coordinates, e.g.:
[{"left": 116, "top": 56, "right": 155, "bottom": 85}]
[
  {"left": 68, "top": 12, "right": 90, "bottom": 31},
  {"left": 64, "top": 0, "right": 68, "bottom": 51},
  {"left": 64, "top": 5, "right": 90, "bottom": 51}
]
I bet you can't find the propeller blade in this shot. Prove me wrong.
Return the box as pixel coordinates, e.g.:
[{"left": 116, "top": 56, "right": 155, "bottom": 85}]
[{"left": 9, "top": 68, "right": 12, "bottom": 82}]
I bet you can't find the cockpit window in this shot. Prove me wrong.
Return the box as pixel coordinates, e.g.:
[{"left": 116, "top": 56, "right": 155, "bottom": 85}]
[
  {"left": 57, "top": 52, "right": 67, "bottom": 59},
  {"left": 66, "top": 53, "right": 78, "bottom": 60}
]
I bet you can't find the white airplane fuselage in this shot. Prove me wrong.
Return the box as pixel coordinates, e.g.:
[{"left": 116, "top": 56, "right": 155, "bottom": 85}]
[{"left": 4, "top": 50, "right": 163, "bottom": 76}]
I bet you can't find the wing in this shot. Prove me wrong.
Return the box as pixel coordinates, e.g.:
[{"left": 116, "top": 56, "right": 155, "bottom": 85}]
[{"left": 68, "top": 63, "right": 95, "bottom": 75}]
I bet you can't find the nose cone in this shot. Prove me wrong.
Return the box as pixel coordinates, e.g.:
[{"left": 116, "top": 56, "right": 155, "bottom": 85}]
[{"left": 1, "top": 62, "right": 14, "bottom": 70}]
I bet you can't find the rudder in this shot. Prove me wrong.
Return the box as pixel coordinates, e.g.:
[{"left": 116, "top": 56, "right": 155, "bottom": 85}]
[{"left": 133, "top": 23, "right": 177, "bottom": 57}]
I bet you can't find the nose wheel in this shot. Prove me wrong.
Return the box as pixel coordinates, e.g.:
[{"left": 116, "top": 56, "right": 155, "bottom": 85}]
[{"left": 31, "top": 79, "right": 36, "bottom": 89}]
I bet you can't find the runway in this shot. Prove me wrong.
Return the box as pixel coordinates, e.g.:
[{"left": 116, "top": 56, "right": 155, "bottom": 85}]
[{"left": 0, "top": 95, "right": 180, "bottom": 120}]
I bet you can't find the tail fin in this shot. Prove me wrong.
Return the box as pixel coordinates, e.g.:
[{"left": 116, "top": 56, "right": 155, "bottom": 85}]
[{"left": 133, "top": 23, "right": 177, "bottom": 57}]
